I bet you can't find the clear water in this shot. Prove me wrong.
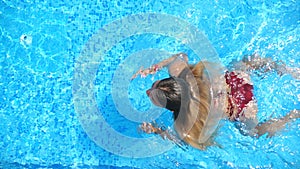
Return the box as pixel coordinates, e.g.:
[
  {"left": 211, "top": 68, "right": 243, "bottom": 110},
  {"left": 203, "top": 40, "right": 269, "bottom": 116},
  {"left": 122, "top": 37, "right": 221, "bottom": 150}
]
[{"left": 1, "top": 0, "right": 300, "bottom": 168}]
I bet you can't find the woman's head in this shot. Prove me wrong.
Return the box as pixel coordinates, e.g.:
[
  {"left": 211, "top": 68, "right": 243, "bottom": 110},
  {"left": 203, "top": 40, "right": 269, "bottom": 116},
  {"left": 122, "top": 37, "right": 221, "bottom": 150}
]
[
  {"left": 146, "top": 77, "right": 184, "bottom": 114},
  {"left": 146, "top": 62, "right": 215, "bottom": 150}
]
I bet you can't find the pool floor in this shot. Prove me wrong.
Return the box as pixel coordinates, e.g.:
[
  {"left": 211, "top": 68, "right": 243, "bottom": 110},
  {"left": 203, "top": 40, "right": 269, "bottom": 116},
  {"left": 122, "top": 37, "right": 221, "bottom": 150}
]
[{"left": 0, "top": 0, "right": 299, "bottom": 168}]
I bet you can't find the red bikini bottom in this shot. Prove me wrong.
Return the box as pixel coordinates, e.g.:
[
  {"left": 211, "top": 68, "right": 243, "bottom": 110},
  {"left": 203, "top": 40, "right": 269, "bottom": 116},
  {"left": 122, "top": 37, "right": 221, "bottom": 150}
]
[{"left": 225, "top": 71, "right": 254, "bottom": 120}]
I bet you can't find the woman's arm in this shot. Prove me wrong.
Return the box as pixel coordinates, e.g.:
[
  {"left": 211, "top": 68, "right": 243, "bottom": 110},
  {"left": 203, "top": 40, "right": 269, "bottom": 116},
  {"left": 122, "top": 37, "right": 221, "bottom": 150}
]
[{"left": 131, "top": 53, "right": 188, "bottom": 80}]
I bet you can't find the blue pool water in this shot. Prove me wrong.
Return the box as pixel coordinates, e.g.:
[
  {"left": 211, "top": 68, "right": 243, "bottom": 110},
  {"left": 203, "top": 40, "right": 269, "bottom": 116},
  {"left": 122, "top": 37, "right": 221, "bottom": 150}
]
[{"left": 1, "top": 0, "right": 300, "bottom": 168}]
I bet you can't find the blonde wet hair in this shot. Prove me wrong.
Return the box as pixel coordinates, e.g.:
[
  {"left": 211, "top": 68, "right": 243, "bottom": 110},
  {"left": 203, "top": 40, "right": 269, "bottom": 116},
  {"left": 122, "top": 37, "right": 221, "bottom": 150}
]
[{"left": 180, "top": 62, "right": 220, "bottom": 150}]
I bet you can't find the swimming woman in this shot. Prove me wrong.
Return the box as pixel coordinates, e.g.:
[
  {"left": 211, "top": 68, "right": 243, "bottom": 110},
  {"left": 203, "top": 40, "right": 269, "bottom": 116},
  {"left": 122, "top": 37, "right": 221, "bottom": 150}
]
[{"left": 132, "top": 53, "right": 300, "bottom": 150}]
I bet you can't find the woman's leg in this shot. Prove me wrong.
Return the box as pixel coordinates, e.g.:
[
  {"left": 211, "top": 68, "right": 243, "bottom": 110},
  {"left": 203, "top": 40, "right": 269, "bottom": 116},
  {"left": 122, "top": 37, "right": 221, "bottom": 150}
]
[
  {"left": 255, "top": 109, "right": 300, "bottom": 138},
  {"left": 232, "top": 53, "right": 300, "bottom": 79},
  {"left": 238, "top": 109, "right": 300, "bottom": 138}
]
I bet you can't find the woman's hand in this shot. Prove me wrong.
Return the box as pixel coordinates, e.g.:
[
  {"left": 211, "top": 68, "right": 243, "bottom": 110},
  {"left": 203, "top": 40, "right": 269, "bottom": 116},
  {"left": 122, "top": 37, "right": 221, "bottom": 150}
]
[
  {"left": 131, "top": 52, "right": 188, "bottom": 80},
  {"left": 131, "top": 64, "right": 161, "bottom": 80},
  {"left": 139, "top": 122, "right": 186, "bottom": 149},
  {"left": 139, "top": 122, "right": 157, "bottom": 134}
]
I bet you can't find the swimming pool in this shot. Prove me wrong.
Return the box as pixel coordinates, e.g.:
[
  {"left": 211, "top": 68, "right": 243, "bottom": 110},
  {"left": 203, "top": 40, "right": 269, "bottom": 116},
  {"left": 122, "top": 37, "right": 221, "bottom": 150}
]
[{"left": 1, "top": 0, "right": 299, "bottom": 168}]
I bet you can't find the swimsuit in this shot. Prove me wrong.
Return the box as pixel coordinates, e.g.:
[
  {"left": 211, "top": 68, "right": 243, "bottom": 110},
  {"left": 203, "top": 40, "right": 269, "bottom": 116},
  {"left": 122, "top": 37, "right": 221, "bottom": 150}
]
[{"left": 225, "top": 71, "right": 254, "bottom": 120}]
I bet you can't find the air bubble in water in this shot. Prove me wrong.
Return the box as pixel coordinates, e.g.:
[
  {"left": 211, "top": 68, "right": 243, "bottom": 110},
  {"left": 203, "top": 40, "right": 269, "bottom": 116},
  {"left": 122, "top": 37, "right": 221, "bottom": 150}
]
[{"left": 20, "top": 34, "right": 32, "bottom": 47}]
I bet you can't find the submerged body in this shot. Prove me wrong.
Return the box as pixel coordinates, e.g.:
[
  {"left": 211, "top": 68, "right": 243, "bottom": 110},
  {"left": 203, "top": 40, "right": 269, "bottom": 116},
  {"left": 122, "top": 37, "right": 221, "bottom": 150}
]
[{"left": 133, "top": 53, "right": 300, "bottom": 150}]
